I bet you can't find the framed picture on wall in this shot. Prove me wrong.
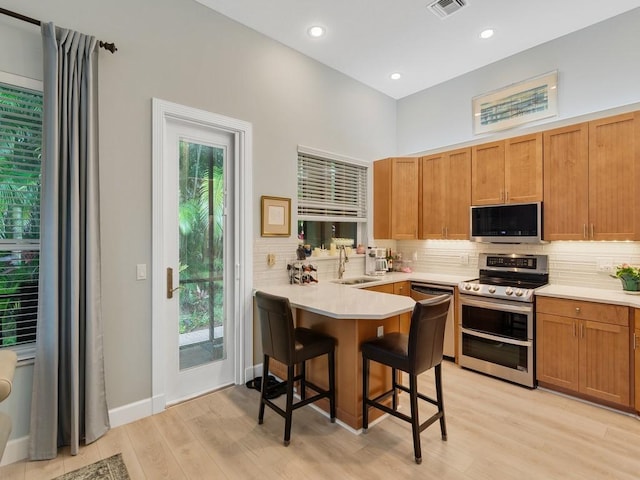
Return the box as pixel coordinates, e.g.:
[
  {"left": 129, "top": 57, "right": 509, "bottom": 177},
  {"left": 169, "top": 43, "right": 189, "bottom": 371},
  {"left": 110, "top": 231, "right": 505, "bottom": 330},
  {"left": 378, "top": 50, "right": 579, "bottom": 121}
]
[
  {"left": 261, "top": 196, "right": 291, "bottom": 237},
  {"left": 472, "top": 71, "right": 558, "bottom": 134}
]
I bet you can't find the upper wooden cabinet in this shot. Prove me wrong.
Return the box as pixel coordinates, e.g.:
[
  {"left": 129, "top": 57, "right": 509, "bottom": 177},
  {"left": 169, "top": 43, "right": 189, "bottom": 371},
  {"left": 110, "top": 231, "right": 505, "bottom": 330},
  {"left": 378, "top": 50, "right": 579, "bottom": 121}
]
[
  {"left": 373, "top": 157, "right": 419, "bottom": 240},
  {"left": 419, "top": 147, "right": 471, "bottom": 239},
  {"left": 544, "top": 112, "right": 640, "bottom": 240},
  {"left": 471, "top": 133, "right": 543, "bottom": 205}
]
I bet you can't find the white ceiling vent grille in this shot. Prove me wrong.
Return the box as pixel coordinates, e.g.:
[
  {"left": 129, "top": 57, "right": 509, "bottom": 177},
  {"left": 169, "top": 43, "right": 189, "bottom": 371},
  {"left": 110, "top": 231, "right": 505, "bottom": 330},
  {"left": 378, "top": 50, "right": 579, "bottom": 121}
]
[{"left": 428, "top": 0, "right": 467, "bottom": 19}]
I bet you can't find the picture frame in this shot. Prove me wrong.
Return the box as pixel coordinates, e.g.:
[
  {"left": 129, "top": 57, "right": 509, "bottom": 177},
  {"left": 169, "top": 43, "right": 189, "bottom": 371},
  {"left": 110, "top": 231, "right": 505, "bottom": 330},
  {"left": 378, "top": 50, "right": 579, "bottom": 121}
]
[
  {"left": 472, "top": 71, "right": 558, "bottom": 135},
  {"left": 261, "top": 196, "right": 291, "bottom": 237}
]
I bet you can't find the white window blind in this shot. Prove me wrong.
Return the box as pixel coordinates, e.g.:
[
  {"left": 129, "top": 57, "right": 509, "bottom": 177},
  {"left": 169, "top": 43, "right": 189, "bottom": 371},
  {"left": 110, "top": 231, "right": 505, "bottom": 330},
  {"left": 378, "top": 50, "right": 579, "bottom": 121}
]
[
  {"left": 297, "top": 151, "right": 367, "bottom": 221},
  {"left": 0, "top": 79, "right": 42, "bottom": 349}
]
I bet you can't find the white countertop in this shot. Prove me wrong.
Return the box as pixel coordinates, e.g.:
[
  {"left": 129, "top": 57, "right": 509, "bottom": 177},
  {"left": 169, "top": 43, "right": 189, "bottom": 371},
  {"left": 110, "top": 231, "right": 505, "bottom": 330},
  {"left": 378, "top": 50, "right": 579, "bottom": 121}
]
[
  {"left": 535, "top": 284, "right": 640, "bottom": 308},
  {"left": 256, "top": 271, "right": 472, "bottom": 320}
]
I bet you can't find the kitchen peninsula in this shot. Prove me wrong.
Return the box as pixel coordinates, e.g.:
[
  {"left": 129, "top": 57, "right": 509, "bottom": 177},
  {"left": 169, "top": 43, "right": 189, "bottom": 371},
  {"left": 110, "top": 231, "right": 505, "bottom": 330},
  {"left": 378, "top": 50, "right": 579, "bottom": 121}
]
[{"left": 257, "top": 281, "right": 415, "bottom": 430}]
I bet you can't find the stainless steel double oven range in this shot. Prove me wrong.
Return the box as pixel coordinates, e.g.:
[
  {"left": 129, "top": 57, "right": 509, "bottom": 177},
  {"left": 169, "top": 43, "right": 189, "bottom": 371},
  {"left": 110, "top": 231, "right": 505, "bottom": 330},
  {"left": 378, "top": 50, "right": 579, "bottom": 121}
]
[{"left": 458, "top": 253, "right": 548, "bottom": 388}]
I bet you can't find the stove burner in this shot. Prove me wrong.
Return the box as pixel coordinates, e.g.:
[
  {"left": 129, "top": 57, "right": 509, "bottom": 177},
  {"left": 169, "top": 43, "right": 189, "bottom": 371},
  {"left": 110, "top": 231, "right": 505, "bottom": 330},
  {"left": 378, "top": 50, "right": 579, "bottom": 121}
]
[{"left": 459, "top": 253, "right": 549, "bottom": 302}]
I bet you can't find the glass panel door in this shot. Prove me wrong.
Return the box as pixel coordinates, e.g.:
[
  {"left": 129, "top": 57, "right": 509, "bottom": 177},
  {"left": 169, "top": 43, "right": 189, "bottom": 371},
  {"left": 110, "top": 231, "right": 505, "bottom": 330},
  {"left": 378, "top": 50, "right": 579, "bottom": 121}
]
[{"left": 178, "top": 140, "right": 225, "bottom": 370}]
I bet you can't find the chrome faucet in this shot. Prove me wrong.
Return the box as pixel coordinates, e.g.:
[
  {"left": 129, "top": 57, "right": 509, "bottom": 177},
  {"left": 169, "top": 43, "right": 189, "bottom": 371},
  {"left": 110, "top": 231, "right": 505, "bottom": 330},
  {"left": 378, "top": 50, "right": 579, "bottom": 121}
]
[{"left": 338, "top": 245, "right": 349, "bottom": 279}]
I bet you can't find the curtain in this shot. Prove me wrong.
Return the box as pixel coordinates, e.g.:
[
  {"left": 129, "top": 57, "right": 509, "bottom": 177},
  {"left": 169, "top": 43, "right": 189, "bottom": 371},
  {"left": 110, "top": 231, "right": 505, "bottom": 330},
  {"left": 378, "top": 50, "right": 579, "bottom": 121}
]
[{"left": 29, "top": 22, "right": 109, "bottom": 460}]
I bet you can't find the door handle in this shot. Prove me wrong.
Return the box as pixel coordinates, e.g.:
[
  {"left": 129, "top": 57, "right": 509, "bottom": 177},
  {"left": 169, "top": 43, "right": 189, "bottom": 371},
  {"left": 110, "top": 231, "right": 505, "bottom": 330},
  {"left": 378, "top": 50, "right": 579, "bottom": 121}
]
[{"left": 167, "top": 267, "right": 181, "bottom": 299}]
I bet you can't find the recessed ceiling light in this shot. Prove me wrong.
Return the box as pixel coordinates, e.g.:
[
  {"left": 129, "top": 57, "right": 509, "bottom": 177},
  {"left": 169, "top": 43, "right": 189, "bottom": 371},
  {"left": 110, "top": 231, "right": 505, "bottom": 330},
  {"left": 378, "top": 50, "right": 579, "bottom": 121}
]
[
  {"left": 307, "top": 26, "right": 325, "bottom": 38},
  {"left": 480, "top": 29, "right": 494, "bottom": 39},
  {"left": 390, "top": 72, "right": 402, "bottom": 80}
]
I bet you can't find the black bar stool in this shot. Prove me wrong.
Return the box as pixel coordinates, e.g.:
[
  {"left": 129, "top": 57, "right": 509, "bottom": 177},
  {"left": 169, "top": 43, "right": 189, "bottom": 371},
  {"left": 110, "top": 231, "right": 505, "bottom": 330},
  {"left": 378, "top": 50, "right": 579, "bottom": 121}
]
[
  {"left": 255, "top": 291, "right": 337, "bottom": 446},
  {"left": 362, "top": 295, "right": 451, "bottom": 464}
]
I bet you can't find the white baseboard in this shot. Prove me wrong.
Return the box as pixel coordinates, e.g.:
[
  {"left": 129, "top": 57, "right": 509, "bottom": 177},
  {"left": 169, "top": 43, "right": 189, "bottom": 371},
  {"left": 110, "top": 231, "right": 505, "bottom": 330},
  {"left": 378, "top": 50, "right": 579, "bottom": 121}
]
[{"left": 108, "top": 397, "right": 154, "bottom": 428}]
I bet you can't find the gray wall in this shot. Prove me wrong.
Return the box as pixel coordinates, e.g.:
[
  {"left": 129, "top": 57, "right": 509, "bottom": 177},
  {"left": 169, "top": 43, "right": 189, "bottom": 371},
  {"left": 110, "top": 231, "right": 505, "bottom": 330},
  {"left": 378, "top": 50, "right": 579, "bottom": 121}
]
[
  {"left": 0, "top": 0, "right": 396, "bottom": 444},
  {"left": 397, "top": 8, "right": 640, "bottom": 154}
]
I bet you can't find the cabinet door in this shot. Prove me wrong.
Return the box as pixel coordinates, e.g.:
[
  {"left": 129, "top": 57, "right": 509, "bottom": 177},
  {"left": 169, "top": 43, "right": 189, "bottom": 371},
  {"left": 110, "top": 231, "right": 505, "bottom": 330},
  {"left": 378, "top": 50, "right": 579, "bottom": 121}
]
[
  {"left": 472, "top": 141, "right": 505, "bottom": 205},
  {"left": 445, "top": 148, "right": 471, "bottom": 239},
  {"left": 543, "top": 123, "right": 589, "bottom": 240},
  {"left": 536, "top": 313, "right": 579, "bottom": 391},
  {"left": 390, "top": 158, "right": 419, "bottom": 239},
  {"left": 579, "top": 320, "right": 630, "bottom": 406},
  {"left": 504, "top": 133, "right": 543, "bottom": 203},
  {"left": 635, "top": 310, "right": 640, "bottom": 412},
  {"left": 373, "top": 159, "right": 392, "bottom": 240},
  {"left": 394, "top": 282, "right": 413, "bottom": 333},
  {"left": 588, "top": 112, "right": 640, "bottom": 240},
  {"left": 419, "top": 153, "right": 447, "bottom": 239}
]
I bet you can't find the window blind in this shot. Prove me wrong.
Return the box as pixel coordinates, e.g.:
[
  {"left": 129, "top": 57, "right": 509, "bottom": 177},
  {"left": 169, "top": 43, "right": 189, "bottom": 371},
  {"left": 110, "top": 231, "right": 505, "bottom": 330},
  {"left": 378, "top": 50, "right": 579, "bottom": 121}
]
[
  {"left": 297, "top": 152, "right": 367, "bottom": 221},
  {"left": 0, "top": 80, "right": 42, "bottom": 348}
]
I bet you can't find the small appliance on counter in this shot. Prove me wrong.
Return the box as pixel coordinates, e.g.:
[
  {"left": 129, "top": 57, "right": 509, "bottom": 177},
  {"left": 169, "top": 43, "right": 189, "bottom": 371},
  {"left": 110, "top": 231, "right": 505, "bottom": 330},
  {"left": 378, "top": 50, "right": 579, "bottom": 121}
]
[{"left": 365, "top": 247, "right": 388, "bottom": 276}]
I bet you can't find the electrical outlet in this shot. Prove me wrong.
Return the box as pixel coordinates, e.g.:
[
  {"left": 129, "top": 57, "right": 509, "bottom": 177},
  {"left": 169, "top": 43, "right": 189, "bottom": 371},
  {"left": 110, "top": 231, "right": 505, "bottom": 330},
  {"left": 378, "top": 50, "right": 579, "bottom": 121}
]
[
  {"left": 596, "top": 258, "right": 613, "bottom": 273},
  {"left": 136, "top": 263, "right": 147, "bottom": 280},
  {"left": 267, "top": 253, "right": 276, "bottom": 266},
  {"left": 458, "top": 253, "right": 469, "bottom": 265},
  {"left": 377, "top": 326, "right": 384, "bottom": 337}
]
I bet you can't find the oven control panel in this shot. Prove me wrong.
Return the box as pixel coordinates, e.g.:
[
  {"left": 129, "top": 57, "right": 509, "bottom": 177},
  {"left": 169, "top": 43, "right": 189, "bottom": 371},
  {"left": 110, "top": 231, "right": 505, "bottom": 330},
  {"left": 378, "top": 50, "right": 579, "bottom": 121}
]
[{"left": 459, "top": 281, "right": 535, "bottom": 302}]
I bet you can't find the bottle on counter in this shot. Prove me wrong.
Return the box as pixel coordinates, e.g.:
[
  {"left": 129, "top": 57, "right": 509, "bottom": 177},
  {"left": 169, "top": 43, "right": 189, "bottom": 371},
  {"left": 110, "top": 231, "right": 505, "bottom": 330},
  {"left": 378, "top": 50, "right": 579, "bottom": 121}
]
[{"left": 386, "top": 249, "right": 393, "bottom": 272}]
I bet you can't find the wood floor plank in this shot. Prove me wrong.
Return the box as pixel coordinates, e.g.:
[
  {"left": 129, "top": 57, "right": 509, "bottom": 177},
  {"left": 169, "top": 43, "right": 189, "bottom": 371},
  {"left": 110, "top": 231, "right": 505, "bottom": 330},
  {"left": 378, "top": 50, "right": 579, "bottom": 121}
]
[{"left": 2, "top": 361, "right": 640, "bottom": 479}]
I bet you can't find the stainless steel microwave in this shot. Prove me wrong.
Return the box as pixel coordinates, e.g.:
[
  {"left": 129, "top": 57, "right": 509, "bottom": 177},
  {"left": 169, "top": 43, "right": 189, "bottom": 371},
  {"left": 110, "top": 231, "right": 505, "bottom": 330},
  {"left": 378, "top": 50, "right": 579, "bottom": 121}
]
[{"left": 470, "top": 202, "right": 543, "bottom": 243}]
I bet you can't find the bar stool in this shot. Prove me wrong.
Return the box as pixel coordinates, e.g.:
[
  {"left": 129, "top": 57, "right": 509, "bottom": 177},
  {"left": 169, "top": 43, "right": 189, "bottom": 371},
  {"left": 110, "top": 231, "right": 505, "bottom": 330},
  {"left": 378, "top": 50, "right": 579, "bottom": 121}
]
[
  {"left": 362, "top": 295, "right": 451, "bottom": 464},
  {"left": 255, "top": 291, "right": 337, "bottom": 446}
]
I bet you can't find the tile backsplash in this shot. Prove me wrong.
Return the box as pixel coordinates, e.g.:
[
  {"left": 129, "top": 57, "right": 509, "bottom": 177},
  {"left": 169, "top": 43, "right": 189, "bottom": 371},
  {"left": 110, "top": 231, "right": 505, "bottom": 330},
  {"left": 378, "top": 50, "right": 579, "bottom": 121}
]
[{"left": 254, "top": 238, "right": 640, "bottom": 291}]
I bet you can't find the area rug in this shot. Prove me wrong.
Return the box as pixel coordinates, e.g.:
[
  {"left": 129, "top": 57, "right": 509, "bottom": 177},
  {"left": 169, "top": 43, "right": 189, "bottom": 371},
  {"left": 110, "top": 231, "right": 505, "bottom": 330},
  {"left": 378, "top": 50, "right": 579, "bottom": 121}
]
[{"left": 53, "top": 453, "right": 130, "bottom": 480}]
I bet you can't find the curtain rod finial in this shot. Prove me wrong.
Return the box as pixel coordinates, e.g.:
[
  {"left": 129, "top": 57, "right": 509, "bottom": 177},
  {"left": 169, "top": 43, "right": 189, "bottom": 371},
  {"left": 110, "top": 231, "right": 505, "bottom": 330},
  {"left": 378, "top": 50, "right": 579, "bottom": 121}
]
[{"left": 99, "top": 41, "right": 117, "bottom": 54}]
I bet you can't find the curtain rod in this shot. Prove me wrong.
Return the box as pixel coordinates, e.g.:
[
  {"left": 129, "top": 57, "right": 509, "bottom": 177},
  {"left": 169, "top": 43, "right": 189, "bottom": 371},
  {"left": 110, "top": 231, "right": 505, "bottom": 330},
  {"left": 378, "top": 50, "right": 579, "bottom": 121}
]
[{"left": 0, "top": 7, "right": 117, "bottom": 53}]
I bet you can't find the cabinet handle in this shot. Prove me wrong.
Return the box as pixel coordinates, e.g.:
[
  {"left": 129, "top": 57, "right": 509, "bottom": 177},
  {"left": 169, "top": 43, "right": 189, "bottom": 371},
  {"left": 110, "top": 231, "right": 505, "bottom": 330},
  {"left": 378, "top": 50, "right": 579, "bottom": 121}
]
[
  {"left": 505, "top": 190, "right": 509, "bottom": 202},
  {"left": 573, "top": 322, "right": 577, "bottom": 337},
  {"left": 445, "top": 227, "right": 448, "bottom": 238},
  {"left": 500, "top": 190, "right": 504, "bottom": 202},
  {"left": 583, "top": 224, "right": 587, "bottom": 239},
  {"left": 442, "top": 227, "right": 445, "bottom": 238},
  {"left": 580, "top": 323, "right": 584, "bottom": 338},
  {"left": 634, "top": 332, "right": 638, "bottom": 350},
  {"left": 575, "top": 307, "right": 580, "bottom": 314},
  {"left": 590, "top": 224, "right": 594, "bottom": 239}
]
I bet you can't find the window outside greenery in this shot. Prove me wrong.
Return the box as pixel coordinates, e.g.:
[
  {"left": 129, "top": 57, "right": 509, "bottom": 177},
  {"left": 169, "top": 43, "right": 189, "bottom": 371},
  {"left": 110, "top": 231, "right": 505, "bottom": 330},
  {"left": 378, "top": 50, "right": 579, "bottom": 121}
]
[
  {"left": 0, "top": 81, "right": 42, "bottom": 348},
  {"left": 178, "top": 140, "right": 224, "bottom": 336}
]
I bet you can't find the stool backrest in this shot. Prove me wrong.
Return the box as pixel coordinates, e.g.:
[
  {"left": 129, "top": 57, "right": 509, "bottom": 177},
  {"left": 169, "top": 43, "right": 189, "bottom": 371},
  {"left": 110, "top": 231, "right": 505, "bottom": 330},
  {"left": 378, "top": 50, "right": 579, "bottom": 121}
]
[
  {"left": 408, "top": 295, "right": 451, "bottom": 374},
  {"left": 255, "top": 291, "right": 296, "bottom": 365}
]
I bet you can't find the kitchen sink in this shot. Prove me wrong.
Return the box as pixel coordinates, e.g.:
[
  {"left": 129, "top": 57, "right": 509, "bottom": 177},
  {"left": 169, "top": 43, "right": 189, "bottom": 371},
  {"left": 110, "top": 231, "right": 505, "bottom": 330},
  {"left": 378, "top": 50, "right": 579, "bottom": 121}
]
[{"left": 332, "top": 277, "right": 381, "bottom": 285}]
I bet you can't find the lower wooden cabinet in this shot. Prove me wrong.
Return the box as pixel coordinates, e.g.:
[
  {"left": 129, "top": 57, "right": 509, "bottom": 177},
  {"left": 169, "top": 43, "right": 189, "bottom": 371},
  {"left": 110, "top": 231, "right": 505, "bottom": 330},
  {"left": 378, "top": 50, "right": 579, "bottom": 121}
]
[
  {"left": 635, "top": 309, "right": 640, "bottom": 412},
  {"left": 536, "top": 297, "right": 630, "bottom": 407}
]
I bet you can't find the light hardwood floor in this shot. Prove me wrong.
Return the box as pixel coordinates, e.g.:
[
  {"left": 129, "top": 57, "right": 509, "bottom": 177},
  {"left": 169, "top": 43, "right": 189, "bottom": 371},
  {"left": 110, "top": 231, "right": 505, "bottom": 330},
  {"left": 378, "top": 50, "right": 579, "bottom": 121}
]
[{"left": 2, "top": 361, "right": 640, "bottom": 479}]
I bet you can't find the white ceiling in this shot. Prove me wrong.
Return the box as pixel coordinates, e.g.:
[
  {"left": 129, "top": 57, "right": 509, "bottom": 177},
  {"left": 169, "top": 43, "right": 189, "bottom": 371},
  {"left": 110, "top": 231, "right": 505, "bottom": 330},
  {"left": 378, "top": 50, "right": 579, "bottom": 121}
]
[{"left": 195, "top": 0, "right": 640, "bottom": 99}]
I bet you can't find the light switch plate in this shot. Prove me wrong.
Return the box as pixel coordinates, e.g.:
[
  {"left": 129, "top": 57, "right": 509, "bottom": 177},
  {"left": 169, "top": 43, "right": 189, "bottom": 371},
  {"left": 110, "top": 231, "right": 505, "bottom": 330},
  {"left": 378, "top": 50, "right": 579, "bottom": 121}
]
[{"left": 136, "top": 263, "right": 147, "bottom": 280}]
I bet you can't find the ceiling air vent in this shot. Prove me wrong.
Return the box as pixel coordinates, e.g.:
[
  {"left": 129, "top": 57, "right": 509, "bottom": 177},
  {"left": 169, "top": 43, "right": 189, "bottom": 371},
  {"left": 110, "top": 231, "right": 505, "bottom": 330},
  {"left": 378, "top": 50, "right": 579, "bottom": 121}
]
[{"left": 427, "top": 0, "right": 467, "bottom": 19}]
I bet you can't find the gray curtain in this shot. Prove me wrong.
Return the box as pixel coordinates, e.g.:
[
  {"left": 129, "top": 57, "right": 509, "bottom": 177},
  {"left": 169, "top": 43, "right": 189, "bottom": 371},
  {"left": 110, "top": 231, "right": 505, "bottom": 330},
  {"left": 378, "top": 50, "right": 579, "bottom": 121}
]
[{"left": 29, "top": 22, "right": 109, "bottom": 460}]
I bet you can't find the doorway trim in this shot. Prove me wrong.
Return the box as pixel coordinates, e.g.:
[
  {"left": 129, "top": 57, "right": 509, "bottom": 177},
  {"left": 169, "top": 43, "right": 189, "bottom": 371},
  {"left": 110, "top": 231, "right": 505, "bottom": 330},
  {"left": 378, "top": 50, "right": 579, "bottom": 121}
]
[{"left": 151, "top": 98, "right": 253, "bottom": 414}]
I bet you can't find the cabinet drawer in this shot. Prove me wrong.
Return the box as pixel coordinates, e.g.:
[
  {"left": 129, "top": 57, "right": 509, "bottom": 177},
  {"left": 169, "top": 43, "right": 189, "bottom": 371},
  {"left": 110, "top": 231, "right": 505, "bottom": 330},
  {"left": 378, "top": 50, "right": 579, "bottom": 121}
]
[
  {"left": 365, "top": 283, "right": 394, "bottom": 294},
  {"left": 536, "top": 297, "right": 628, "bottom": 326}
]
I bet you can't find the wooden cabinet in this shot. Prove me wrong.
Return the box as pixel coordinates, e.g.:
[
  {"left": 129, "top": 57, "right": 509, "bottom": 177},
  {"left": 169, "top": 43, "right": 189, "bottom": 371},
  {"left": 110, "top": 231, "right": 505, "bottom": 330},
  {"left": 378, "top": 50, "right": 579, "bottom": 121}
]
[
  {"left": 544, "top": 113, "right": 640, "bottom": 241},
  {"left": 543, "top": 123, "right": 590, "bottom": 241},
  {"left": 635, "top": 309, "right": 640, "bottom": 412},
  {"left": 373, "top": 157, "right": 419, "bottom": 240},
  {"left": 393, "top": 281, "right": 412, "bottom": 333},
  {"left": 420, "top": 147, "right": 471, "bottom": 239},
  {"left": 471, "top": 134, "right": 542, "bottom": 205},
  {"left": 536, "top": 297, "right": 630, "bottom": 407}
]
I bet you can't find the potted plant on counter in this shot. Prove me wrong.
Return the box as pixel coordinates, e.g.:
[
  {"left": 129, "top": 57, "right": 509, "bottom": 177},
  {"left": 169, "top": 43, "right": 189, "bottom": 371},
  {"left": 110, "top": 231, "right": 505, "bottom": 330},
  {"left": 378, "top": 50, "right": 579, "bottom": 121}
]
[{"left": 612, "top": 263, "right": 640, "bottom": 293}]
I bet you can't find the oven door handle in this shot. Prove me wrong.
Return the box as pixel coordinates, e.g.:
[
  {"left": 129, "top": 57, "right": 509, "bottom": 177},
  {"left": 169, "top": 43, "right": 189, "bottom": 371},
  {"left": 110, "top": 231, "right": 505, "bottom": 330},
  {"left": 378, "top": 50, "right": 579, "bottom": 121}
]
[
  {"left": 459, "top": 296, "right": 532, "bottom": 314},
  {"left": 461, "top": 327, "right": 532, "bottom": 347}
]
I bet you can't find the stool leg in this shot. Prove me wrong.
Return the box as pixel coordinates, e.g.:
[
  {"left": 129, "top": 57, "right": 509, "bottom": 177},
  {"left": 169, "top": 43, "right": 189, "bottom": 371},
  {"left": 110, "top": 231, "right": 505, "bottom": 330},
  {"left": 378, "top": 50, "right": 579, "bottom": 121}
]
[
  {"left": 300, "top": 360, "right": 306, "bottom": 401},
  {"left": 391, "top": 367, "right": 398, "bottom": 411},
  {"left": 409, "top": 374, "right": 422, "bottom": 464},
  {"left": 362, "top": 356, "right": 370, "bottom": 432},
  {"left": 328, "top": 349, "right": 336, "bottom": 422},
  {"left": 283, "top": 364, "right": 295, "bottom": 446},
  {"left": 435, "top": 363, "right": 447, "bottom": 441},
  {"left": 258, "top": 355, "right": 269, "bottom": 424}
]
